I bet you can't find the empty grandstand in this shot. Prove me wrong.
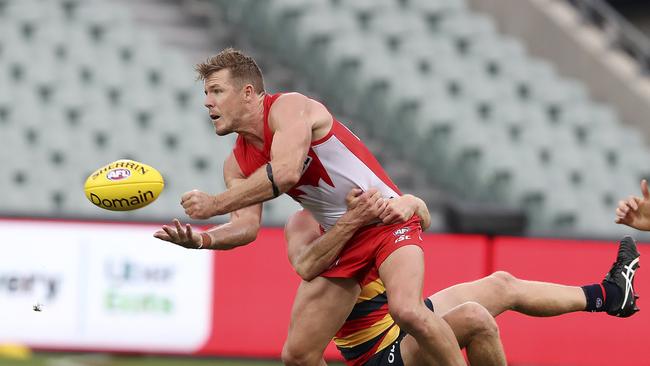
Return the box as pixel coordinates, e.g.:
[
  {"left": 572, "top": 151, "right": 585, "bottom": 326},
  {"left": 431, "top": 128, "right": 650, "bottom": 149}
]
[{"left": 1, "top": 0, "right": 649, "bottom": 237}]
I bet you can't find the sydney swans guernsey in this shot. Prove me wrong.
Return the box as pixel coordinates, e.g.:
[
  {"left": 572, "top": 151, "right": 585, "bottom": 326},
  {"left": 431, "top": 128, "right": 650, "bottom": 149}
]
[{"left": 233, "top": 93, "right": 401, "bottom": 230}]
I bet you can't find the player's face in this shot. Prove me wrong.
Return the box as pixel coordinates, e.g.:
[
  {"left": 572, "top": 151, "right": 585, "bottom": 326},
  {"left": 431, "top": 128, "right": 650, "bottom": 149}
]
[{"left": 203, "top": 69, "right": 245, "bottom": 136}]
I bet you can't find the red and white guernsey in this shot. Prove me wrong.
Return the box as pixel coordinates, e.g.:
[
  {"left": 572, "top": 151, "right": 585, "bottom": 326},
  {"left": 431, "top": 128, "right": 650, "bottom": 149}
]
[{"left": 233, "top": 93, "right": 402, "bottom": 231}]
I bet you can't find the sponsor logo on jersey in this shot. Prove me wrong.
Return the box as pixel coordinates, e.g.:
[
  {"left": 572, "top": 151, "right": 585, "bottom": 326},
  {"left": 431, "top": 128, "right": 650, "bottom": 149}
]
[
  {"left": 393, "top": 227, "right": 410, "bottom": 236},
  {"left": 395, "top": 234, "right": 411, "bottom": 244}
]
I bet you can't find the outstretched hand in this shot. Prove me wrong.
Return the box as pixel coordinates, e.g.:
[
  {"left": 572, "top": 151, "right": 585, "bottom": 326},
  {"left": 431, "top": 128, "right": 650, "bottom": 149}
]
[
  {"left": 615, "top": 179, "right": 650, "bottom": 231},
  {"left": 153, "top": 218, "right": 204, "bottom": 249}
]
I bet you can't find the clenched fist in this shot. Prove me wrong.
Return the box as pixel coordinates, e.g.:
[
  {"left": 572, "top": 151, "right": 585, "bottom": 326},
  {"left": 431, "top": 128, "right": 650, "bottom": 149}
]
[{"left": 181, "top": 190, "right": 218, "bottom": 220}]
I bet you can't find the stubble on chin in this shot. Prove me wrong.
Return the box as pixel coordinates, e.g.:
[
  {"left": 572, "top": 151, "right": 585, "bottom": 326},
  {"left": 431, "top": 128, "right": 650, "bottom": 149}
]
[{"left": 215, "top": 127, "right": 232, "bottom": 136}]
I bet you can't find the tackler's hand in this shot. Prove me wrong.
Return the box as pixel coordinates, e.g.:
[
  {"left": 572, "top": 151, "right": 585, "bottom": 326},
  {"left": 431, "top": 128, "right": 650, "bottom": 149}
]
[
  {"left": 345, "top": 188, "right": 388, "bottom": 226},
  {"left": 378, "top": 196, "right": 416, "bottom": 225}
]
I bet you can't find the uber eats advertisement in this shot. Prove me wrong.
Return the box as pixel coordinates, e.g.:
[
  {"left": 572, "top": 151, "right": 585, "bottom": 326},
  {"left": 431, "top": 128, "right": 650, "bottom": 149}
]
[{"left": 0, "top": 220, "right": 212, "bottom": 353}]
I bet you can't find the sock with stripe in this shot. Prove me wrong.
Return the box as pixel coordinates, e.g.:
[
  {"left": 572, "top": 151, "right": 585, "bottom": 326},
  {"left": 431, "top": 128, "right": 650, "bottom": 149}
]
[{"left": 581, "top": 282, "right": 622, "bottom": 312}]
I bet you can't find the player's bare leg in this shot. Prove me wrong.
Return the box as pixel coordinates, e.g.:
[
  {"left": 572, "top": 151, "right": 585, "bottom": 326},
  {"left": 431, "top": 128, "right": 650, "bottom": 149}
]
[
  {"left": 379, "top": 245, "right": 466, "bottom": 366},
  {"left": 430, "top": 271, "right": 585, "bottom": 317},
  {"left": 445, "top": 303, "right": 506, "bottom": 366},
  {"left": 281, "top": 277, "right": 360, "bottom": 366},
  {"left": 401, "top": 302, "right": 506, "bottom": 366},
  {"left": 429, "top": 236, "right": 641, "bottom": 318}
]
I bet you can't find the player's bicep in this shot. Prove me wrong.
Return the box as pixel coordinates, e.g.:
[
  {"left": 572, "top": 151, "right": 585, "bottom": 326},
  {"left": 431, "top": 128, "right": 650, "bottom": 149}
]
[{"left": 268, "top": 94, "right": 313, "bottom": 186}]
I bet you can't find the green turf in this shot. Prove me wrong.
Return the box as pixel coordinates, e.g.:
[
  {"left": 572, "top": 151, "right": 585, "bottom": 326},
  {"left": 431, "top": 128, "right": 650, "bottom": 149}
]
[
  {"left": 0, "top": 355, "right": 277, "bottom": 366},
  {"left": 0, "top": 354, "right": 346, "bottom": 366}
]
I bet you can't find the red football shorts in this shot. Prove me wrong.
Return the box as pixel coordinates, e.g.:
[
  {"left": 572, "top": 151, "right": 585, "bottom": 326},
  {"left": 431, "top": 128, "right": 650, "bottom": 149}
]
[{"left": 319, "top": 216, "right": 423, "bottom": 283}]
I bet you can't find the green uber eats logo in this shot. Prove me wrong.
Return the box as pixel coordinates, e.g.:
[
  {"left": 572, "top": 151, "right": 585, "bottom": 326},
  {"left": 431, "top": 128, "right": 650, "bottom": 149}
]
[
  {"left": 105, "top": 291, "right": 173, "bottom": 313},
  {"left": 104, "top": 260, "right": 174, "bottom": 314}
]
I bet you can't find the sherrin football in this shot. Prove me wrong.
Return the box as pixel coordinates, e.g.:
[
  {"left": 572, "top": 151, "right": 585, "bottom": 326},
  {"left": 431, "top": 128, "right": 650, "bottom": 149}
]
[{"left": 84, "top": 159, "right": 164, "bottom": 211}]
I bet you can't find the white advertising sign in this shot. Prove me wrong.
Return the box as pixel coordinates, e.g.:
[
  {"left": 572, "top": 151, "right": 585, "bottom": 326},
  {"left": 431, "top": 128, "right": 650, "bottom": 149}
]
[{"left": 0, "top": 219, "right": 212, "bottom": 353}]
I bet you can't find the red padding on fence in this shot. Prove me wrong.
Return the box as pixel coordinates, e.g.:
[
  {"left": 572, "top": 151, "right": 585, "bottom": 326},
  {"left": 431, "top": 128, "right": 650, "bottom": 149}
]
[{"left": 492, "top": 237, "right": 649, "bottom": 366}]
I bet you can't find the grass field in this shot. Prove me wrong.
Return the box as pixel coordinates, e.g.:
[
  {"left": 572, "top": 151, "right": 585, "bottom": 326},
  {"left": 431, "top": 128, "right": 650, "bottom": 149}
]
[
  {"left": 0, "top": 354, "right": 283, "bottom": 366},
  {"left": 0, "top": 354, "right": 346, "bottom": 366}
]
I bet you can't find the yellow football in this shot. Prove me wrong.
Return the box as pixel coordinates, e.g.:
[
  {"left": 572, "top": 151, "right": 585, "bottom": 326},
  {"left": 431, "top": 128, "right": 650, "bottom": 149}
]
[{"left": 84, "top": 159, "right": 164, "bottom": 211}]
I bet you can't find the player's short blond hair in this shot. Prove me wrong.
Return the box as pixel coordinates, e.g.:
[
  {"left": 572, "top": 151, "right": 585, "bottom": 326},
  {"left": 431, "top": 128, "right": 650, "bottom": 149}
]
[{"left": 195, "top": 48, "right": 265, "bottom": 93}]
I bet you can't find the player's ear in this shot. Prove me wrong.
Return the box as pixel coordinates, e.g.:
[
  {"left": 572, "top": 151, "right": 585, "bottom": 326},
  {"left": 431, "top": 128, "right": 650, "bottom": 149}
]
[{"left": 243, "top": 83, "right": 255, "bottom": 100}]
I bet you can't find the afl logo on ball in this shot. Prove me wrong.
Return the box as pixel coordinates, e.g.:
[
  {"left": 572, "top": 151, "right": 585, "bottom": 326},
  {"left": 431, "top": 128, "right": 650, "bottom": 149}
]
[{"left": 106, "top": 168, "right": 131, "bottom": 181}]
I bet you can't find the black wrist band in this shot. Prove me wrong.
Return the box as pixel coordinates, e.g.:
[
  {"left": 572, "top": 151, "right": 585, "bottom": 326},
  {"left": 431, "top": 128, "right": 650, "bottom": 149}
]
[{"left": 266, "top": 163, "right": 280, "bottom": 197}]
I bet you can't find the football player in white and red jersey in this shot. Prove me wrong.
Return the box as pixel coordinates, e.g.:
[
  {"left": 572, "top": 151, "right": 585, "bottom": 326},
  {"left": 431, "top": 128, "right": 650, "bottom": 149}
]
[{"left": 154, "top": 48, "right": 466, "bottom": 365}]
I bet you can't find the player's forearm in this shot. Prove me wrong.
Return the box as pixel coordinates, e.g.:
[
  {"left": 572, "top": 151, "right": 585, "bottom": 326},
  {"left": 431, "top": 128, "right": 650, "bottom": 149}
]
[
  {"left": 214, "top": 168, "right": 276, "bottom": 215},
  {"left": 201, "top": 220, "right": 259, "bottom": 250},
  {"left": 295, "top": 212, "right": 364, "bottom": 281},
  {"left": 214, "top": 164, "right": 300, "bottom": 216}
]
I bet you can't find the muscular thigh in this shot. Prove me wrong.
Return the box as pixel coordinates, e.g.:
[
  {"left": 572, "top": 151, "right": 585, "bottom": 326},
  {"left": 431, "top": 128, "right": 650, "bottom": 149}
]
[
  {"left": 428, "top": 275, "right": 509, "bottom": 317},
  {"left": 379, "top": 245, "right": 425, "bottom": 306},
  {"left": 285, "top": 276, "right": 360, "bottom": 354}
]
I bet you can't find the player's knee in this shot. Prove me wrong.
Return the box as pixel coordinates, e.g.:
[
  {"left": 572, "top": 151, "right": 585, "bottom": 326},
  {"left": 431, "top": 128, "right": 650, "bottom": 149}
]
[
  {"left": 459, "top": 301, "right": 499, "bottom": 337},
  {"left": 281, "top": 342, "right": 318, "bottom": 366},
  {"left": 489, "top": 271, "right": 519, "bottom": 301},
  {"left": 389, "top": 304, "right": 427, "bottom": 334}
]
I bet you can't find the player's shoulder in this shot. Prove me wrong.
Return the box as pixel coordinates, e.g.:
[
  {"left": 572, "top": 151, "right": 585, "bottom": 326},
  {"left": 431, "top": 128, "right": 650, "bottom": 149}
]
[
  {"left": 268, "top": 92, "right": 331, "bottom": 129},
  {"left": 271, "top": 92, "right": 328, "bottom": 111},
  {"left": 270, "top": 92, "right": 309, "bottom": 110}
]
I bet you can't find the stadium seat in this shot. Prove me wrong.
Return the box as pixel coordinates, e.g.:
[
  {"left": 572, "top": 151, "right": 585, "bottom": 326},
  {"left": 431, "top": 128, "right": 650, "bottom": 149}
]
[
  {"left": 407, "top": 0, "right": 468, "bottom": 18},
  {"left": 364, "top": 10, "right": 429, "bottom": 52},
  {"left": 291, "top": 10, "right": 357, "bottom": 76},
  {"left": 2, "top": 0, "right": 648, "bottom": 236}
]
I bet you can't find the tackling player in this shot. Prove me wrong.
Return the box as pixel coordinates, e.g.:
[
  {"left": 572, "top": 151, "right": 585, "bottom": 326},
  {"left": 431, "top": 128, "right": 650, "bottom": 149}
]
[{"left": 288, "top": 189, "right": 641, "bottom": 365}]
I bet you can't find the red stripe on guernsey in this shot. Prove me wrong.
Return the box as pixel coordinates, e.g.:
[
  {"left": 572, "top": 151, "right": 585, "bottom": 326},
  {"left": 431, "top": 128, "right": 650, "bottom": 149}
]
[
  {"left": 232, "top": 93, "right": 281, "bottom": 177},
  {"left": 349, "top": 327, "right": 394, "bottom": 366},
  {"left": 335, "top": 304, "right": 389, "bottom": 338},
  {"left": 329, "top": 121, "right": 401, "bottom": 195},
  {"left": 600, "top": 283, "right": 607, "bottom": 304}
]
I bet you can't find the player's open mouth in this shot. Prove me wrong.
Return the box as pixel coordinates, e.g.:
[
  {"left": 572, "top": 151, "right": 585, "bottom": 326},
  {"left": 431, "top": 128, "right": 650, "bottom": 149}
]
[{"left": 210, "top": 114, "right": 221, "bottom": 121}]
